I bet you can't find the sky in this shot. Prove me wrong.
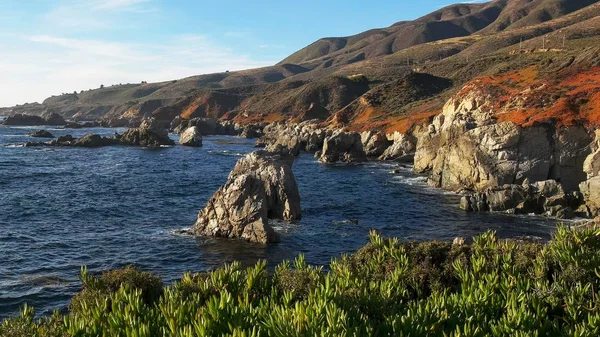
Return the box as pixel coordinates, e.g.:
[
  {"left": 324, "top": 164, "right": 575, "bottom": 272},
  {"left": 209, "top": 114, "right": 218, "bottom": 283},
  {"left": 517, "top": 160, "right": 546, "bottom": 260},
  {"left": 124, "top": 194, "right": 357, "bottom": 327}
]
[{"left": 0, "top": 0, "right": 487, "bottom": 107}]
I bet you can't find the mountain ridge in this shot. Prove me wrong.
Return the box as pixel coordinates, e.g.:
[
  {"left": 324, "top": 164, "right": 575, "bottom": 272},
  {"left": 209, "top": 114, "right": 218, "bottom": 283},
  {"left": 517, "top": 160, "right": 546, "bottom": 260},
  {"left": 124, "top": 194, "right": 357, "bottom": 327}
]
[{"left": 2, "top": 0, "right": 600, "bottom": 131}]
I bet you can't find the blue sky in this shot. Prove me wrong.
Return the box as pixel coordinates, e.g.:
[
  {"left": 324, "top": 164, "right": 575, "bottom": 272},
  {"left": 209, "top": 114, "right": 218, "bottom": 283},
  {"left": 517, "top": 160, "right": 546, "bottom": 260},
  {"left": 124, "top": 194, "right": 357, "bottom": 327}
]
[{"left": 0, "top": 0, "right": 486, "bottom": 106}]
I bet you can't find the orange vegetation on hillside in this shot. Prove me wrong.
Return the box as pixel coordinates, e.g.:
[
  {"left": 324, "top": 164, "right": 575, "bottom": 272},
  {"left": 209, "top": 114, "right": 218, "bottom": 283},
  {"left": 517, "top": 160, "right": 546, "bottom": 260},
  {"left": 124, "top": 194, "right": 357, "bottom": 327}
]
[
  {"left": 467, "top": 66, "right": 600, "bottom": 128},
  {"left": 180, "top": 98, "right": 201, "bottom": 119},
  {"left": 384, "top": 111, "right": 439, "bottom": 134}
]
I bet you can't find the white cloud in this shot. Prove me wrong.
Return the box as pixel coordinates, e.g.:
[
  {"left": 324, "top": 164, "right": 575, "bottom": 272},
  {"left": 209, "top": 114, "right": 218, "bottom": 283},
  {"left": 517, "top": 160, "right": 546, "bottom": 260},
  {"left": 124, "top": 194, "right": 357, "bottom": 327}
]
[
  {"left": 92, "top": 0, "right": 152, "bottom": 10},
  {"left": 0, "top": 34, "right": 274, "bottom": 106},
  {"left": 43, "top": 0, "right": 156, "bottom": 29},
  {"left": 0, "top": 0, "right": 280, "bottom": 107}
]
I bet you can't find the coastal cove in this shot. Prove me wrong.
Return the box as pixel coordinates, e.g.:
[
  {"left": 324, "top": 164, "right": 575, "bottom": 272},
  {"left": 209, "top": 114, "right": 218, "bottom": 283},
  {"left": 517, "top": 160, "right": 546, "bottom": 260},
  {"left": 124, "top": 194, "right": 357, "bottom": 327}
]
[{"left": 0, "top": 124, "right": 557, "bottom": 319}]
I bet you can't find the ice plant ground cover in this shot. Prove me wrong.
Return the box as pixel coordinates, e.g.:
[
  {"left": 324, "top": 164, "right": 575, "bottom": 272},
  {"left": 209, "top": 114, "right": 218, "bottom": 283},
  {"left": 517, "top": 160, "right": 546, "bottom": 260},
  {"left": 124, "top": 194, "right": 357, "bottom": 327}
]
[{"left": 2, "top": 226, "right": 600, "bottom": 336}]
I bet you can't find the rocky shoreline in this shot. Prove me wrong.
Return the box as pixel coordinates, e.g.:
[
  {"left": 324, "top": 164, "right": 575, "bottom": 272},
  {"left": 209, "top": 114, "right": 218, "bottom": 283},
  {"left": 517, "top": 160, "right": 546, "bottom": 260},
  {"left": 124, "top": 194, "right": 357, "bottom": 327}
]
[{"left": 5, "top": 84, "right": 600, "bottom": 244}]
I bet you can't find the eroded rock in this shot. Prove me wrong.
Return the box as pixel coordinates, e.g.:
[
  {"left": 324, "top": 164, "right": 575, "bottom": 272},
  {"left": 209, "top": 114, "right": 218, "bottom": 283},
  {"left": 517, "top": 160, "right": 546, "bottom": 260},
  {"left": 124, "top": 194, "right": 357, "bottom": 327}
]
[
  {"left": 460, "top": 180, "right": 579, "bottom": 219},
  {"left": 29, "top": 130, "right": 55, "bottom": 138},
  {"left": 361, "top": 130, "right": 391, "bottom": 157},
  {"left": 258, "top": 120, "right": 330, "bottom": 155},
  {"left": 319, "top": 130, "right": 366, "bottom": 163},
  {"left": 191, "top": 150, "right": 301, "bottom": 244},
  {"left": 414, "top": 86, "right": 592, "bottom": 192},
  {"left": 379, "top": 132, "right": 417, "bottom": 162},
  {"left": 120, "top": 118, "right": 175, "bottom": 147},
  {"left": 580, "top": 130, "right": 600, "bottom": 217},
  {"left": 179, "top": 126, "right": 203, "bottom": 147}
]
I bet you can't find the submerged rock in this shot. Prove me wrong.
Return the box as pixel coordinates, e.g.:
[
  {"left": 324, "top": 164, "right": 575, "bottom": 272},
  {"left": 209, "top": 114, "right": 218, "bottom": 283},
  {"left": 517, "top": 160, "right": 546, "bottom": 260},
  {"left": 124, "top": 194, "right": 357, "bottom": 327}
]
[
  {"left": 179, "top": 126, "right": 203, "bottom": 147},
  {"left": 28, "top": 130, "right": 55, "bottom": 138},
  {"left": 191, "top": 150, "right": 301, "bottom": 244},
  {"left": 121, "top": 118, "right": 175, "bottom": 147},
  {"left": 319, "top": 130, "right": 366, "bottom": 163}
]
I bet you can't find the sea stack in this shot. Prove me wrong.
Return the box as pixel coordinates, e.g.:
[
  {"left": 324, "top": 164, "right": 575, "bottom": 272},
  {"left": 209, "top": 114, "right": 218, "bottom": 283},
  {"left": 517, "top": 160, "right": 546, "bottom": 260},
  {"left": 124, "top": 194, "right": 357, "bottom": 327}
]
[{"left": 191, "top": 149, "right": 301, "bottom": 244}]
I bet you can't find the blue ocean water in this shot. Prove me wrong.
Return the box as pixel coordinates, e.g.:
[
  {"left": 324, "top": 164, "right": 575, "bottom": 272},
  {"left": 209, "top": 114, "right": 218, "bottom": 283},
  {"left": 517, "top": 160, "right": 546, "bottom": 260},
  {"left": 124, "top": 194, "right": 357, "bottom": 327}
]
[{"left": 0, "top": 124, "right": 556, "bottom": 318}]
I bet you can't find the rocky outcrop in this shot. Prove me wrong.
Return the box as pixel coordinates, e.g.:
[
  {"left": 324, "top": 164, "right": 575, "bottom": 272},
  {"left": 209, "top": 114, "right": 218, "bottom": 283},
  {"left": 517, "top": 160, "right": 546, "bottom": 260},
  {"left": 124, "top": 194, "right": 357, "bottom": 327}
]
[
  {"left": 361, "top": 131, "right": 391, "bottom": 157},
  {"left": 72, "top": 133, "right": 120, "bottom": 147},
  {"left": 120, "top": 118, "right": 175, "bottom": 147},
  {"left": 44, "top": 113, "right": 66, "bottom": 126},
  {"left": 179, "top": 126, "right": 203, "bottom": 147},
  {"left": 460, "top": 180, "right": 580, "bottom": 219},
  {"left": 28, "top": 130, "right": 55, "bottom": 138},
  {"left": 579, "top": 130, "right": 600, "bottom": 217},
  {"left": 239, "top": 123, "right": 265, "bottom": 139},
  {"left": 172, "top": 117, "right": 238, "bottom": 136},
  {"left": 2, "top": 113, "right": 66, "bottom": 126},
  {"left": 191, "top": 150, "right": 301, "bottom": 244},
  {"left": 414, "top": 87, "right": 592, "bottom": 192},
  {"left": 319, "top": 130, "right": 367, "bottom": 163},
  {"left": 379, "top": 132, "right": 417, "bottom": 162},
  {"left": 258, "top": 120, "right": 331, "bottom": 155},
  {"left": 25, "top": 133, "right": 119, "bottom": 147},
  {"left": 64, "top": 121, "right": 100, "bottom": 129}
]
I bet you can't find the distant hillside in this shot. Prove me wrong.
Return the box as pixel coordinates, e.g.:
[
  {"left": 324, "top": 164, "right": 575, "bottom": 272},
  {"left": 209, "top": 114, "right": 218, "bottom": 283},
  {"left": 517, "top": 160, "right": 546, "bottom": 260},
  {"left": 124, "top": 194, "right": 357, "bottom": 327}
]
[
  {"left": 279, "top": 0, "right": 598, "bottom": 67},
  {"left": 1, "top": 0, "right": 599, "bottom": 131}
]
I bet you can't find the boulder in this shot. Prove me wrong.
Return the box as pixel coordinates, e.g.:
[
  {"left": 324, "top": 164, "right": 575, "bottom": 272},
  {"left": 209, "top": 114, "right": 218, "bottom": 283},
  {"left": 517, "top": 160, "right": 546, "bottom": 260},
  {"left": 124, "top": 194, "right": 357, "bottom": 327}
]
[
  {"left": 120, "top": 118, "right": 175, "bottom": 147},
  {"left": 361, "top": 131, "right": 391, "bottom": 157},
  {"left": 28, "top": 130, "right": 55, "bottom": 138},
  {"left": 379, "top": 132, "right": 417, "bottom": 162},
  {"left": 179, "top": 126, "right": 203, "bottom": 147},
  {"left": 191, "top": 150, "right": 301, "bottom": 244},
  {"left": 319, "top": 130, "right": 366, "bottom": 163}
]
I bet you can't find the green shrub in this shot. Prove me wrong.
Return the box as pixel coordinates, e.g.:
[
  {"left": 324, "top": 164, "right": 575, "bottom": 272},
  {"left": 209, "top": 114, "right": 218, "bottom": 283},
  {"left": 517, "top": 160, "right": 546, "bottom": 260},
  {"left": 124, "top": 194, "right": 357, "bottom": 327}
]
[
  {"left": 69, "top": 265, "right": 163, "bottom": 314},
  {"left": 5, "top": 225, "right": 600, "bottom": 336}
]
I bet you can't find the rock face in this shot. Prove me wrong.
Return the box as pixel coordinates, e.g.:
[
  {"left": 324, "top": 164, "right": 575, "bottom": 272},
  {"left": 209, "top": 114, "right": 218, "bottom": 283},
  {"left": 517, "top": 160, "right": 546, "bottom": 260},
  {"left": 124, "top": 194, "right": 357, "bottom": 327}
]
[
  {"left": 258, "top": 120, "right": 331, "bottom": 155},
  {"left": 120, "top": 118, "right": 175, "bottom": 147},
  {"left": 414, "top": 87, "right": 592, "bottom": 192},
  {"left": 361, "top": 131, "right": 391, "bottom": 157},
  {"left": 179, "top": 126, "right": 203, "bottom": 147},
  {"left": 379, "top": 132, "right": 417, "bottom": 162},
  {"left": 29, "top": 130, "right": 55, "bottom": 138},
  {"left": 3, "top": 113, "right": 65, "bottom": 126},
  {"left": 319, "top": 130, "right": 366, "bottom": 163},
  {"left": 580, "top": 130, "right": 600, "bottom": 217},
  {"left": 191, "top": 150, "right": 301, "bottom": 244},
  {"left": 460, "top": 180, "right": 580, "bottom": 219}
]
